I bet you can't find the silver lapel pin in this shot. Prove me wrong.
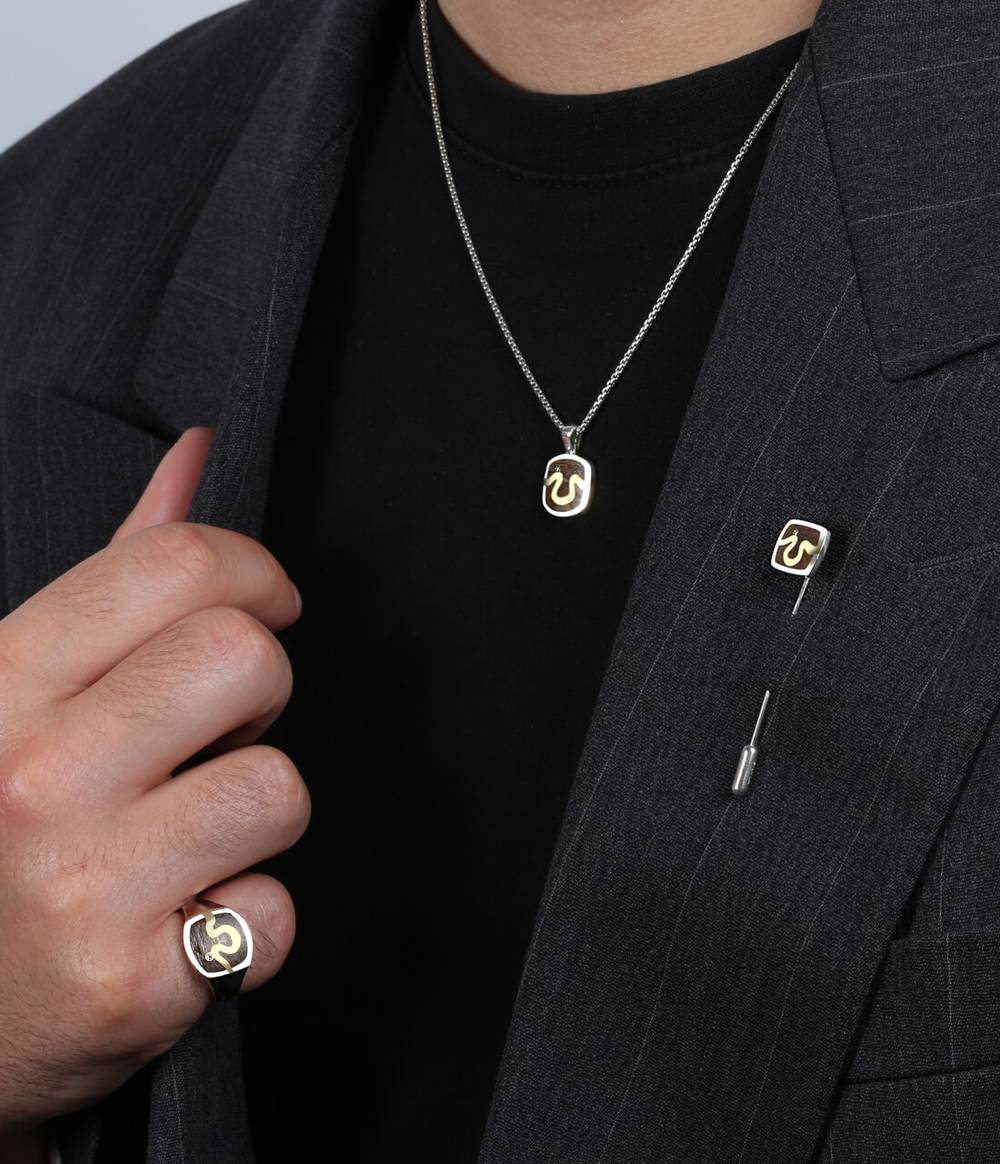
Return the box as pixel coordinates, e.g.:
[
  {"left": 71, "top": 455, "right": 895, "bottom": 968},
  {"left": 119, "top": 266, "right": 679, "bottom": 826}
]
[
  {"left": 732, "top": 689, "right": 770, "bottom": 797},
  {"left": 771, "top": 518, "right": 831, "bottom": 615}
]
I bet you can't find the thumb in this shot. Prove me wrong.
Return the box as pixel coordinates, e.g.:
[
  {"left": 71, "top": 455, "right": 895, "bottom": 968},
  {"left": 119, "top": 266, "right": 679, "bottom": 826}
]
[{"left": 112, "top": 426, "right": 214, "bottom": 543}]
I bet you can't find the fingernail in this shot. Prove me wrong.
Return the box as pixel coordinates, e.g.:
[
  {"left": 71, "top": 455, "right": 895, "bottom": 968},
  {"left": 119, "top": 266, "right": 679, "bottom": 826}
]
[{"left": 291, "top": 583, "right": 303, "bottom": 614}]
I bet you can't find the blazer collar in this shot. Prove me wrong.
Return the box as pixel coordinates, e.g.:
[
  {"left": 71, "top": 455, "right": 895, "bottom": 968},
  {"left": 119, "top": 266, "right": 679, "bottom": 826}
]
[
  {"left": 133, "top": 0, "right": 395, "bottom": 536},
  {"left": 132, "top": 0, "right": 1000, "bottom": 482}
]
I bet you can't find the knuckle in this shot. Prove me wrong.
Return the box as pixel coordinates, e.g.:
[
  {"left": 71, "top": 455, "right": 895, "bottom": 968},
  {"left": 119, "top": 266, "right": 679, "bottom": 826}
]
[
  {"left": 240, "top": 746, "right": 310, "bottom": 845},
  {"left": 12, "top": 859, "right": 170, "bottom": 1048},
  {"left": 0, "top": 630, "right": 27, "bottom": 686},
  {"left": 0, "top": 727, "right": 71, "bottom": 825},
  {"left": 34, "top": 860, "right": 98, "bottom": 928},
  {"left": 80, "top": 955, "right": 157, "bottom": 1038},
  {"left": 241, "top": 534, "right": 289, "bottom": 599},
  {"left": 202, "top": 607, "right": 283, "bottom": 677},
  {"left": 178, "top": 748, "right": 308, "bottom": 855},
  {"left": 140, "top": 523, "right": 219, "bottom": 592},
  {"left": 255, "top": 881, "right": 296, "bottom": 966},
  {"left": 0, "top": 764, "right": 46, "bottom": 827},
  {"left": 174, "top": 766, "right": 258, "bottom": 857}
]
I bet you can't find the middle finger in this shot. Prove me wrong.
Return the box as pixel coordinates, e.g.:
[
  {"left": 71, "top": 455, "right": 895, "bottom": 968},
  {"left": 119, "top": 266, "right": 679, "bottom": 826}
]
[{"left": 57, "top": 606, "right": 293, "bottom": 800}]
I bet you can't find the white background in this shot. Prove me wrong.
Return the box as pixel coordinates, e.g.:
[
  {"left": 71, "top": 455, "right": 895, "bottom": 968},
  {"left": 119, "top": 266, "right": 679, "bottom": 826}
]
[{"left": 0, "top": 1, "right": 234, "bottom": 154}]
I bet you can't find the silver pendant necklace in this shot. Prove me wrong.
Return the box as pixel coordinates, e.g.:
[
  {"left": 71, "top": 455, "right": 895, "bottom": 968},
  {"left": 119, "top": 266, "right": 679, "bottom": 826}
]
[{"left": 418, "top": 0, "right": 798, "bottom": 517}]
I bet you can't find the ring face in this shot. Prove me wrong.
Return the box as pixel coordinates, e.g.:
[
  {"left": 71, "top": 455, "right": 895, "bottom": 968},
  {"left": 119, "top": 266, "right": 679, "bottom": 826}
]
[{"left": 183, "top": 906, "right": 253, "bottom": 980}]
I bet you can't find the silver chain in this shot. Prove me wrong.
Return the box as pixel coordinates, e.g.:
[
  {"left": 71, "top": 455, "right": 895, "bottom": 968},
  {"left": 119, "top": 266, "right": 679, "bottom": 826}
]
[{"left": 419, "top": 0, "right": 799, "bottom": 441}]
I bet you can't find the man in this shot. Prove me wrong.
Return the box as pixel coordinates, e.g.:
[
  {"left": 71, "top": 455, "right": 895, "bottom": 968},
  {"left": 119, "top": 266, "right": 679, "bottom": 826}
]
[{"left": 0, "top": 0, "right": 997, "bottom": 1160}]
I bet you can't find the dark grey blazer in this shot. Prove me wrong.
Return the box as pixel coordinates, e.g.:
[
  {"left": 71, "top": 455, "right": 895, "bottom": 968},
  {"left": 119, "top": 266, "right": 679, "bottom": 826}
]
[{"left": 3, "top": 0, "right": 1000, "bottom": 1160}]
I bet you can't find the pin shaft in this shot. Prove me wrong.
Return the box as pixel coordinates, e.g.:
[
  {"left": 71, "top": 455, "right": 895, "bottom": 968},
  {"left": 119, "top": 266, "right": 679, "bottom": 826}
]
[
  {"left": 750, "top": 689, "right": 770, "bottom": 745},
  {"left": 732, "top": 689, "right": 771, "bottom": 797},
  {"left": 791, "top": 577, "right": 810, "bottom": 617}
]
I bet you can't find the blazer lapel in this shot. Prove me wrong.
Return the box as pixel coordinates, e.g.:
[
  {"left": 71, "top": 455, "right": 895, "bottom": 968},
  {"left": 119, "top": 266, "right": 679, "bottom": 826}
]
[
  {"left": 479, "top": 3, "right": 1000, "bottom": 1161},
  {"left": 131, "top": 2, "right": 389, "bottom": 1161},
  {"left": 1, "top": 2, "right": 387, "bottom": 1157},
  {"left": 15, "top": 0, "right": 998, "bottom": 1159},
  {"left": 134, "top": 0, "right": 392, "bottom": 538}
]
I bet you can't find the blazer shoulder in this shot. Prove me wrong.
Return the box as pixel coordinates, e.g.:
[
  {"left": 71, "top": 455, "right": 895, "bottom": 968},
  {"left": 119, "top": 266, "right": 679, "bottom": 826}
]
[
  {"left": 0, "top": 0, "right": 326, "bottom": 376},
  {"left": 0, "top": 2, "right": 307, "bottom": 264}
]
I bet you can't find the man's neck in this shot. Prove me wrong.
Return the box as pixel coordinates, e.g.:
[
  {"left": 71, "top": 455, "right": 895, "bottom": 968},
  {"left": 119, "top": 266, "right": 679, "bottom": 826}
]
[{"left": 436, "top": 0, "right": 820, "bottom": 94}]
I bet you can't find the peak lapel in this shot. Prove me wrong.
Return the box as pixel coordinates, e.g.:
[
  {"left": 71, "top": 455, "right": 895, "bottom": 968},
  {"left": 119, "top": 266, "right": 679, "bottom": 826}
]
[
  {"left": 134, "top": 0, "right": 390, "bottom": 539},
  {"left": 131, "top": 3, "right": 389, "bottom": 1161},
  {"left": 480, "top": 7, "right": 1000, "bottom": 1161}
]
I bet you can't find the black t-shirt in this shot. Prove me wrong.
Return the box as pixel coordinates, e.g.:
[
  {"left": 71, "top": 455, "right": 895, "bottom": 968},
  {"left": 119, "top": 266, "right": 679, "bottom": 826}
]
[{"left": 242, "top": 5, "right": 807, "bottom": 1160}]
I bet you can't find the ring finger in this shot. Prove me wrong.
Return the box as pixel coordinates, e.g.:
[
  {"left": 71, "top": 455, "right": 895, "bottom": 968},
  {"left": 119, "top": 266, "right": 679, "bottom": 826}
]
[
  {"left": 122, "top": 743, "right": 311, "bottom": 909},
  {"left": 138, "top": 872, "right": 298, "bottom": 1046}
]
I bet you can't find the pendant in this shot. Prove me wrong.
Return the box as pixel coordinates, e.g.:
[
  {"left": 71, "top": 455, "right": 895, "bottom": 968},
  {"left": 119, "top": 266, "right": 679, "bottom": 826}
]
[{"left": 542, "top": 425, "right": 594, "bottom": 517}]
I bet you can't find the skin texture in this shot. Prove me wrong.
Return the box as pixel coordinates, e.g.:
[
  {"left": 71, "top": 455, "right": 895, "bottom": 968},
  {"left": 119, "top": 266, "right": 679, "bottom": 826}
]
[
  {"left": 0, "top": 429, "right": 307, "bottom": 1160},
  {"left": 437, "top": 0, "right": 822, "bottom": 93}
]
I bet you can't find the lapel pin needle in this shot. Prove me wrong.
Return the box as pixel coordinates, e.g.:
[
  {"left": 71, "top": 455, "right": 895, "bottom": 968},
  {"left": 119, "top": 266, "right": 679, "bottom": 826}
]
[
  {"left": 771, "top": 519, "right": 831, "bottom": 616},
  {"left": 731, "top": 689, "right": 770, "bottom": 798}
]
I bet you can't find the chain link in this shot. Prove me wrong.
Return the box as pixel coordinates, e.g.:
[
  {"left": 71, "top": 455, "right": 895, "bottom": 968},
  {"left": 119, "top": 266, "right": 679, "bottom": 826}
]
[{"left": 419, "top": 0, "right": 798, "bottom": 440}]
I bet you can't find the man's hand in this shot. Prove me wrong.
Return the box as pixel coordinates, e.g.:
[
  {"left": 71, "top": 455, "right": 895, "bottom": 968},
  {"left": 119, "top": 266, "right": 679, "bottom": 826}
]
[{"left": 0, "top": 427, "right": 308, "bottom": 1142}]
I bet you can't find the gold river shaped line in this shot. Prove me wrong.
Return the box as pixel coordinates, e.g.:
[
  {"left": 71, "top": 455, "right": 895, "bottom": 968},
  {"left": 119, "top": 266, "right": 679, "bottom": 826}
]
[
  {"left": 777, "top": 531, "right": 818, "bottom": 568},
  {"left": 202, "top": 910, "right": 242, "bottom": 973},
  {"left": 545, "top": 470, "right": 585, "bottom": 507}
]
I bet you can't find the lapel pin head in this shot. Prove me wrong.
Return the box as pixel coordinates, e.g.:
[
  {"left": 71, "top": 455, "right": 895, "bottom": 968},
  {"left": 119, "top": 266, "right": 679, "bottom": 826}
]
[{"left": 771, "top": 519, "right": 831, "bottom": 615}]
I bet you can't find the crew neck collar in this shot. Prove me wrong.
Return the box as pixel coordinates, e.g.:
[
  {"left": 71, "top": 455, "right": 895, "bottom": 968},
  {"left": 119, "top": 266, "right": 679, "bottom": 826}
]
[{"left": 405, "top": 0, "right": 811, "bottom": 178}]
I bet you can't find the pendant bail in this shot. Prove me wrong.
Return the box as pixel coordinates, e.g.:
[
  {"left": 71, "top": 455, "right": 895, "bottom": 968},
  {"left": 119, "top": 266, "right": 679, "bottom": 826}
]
[{"left": 560, "top": 424, "right": 581, "bottom": 454}]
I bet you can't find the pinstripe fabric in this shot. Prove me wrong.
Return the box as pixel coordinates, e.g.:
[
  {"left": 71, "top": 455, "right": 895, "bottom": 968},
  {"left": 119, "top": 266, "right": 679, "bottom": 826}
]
[
  {"left": 2, "top": 1, "right": 1000, "bottom": 1161},
  {"left": 811, "top": 0, "right": 1000, "bottom": 380}
]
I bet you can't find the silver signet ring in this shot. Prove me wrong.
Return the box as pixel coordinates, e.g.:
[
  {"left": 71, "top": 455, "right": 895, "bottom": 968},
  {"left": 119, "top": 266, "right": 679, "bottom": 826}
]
[{"left": 181, "top": 898, "right": 254, "bottom": 1002}]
